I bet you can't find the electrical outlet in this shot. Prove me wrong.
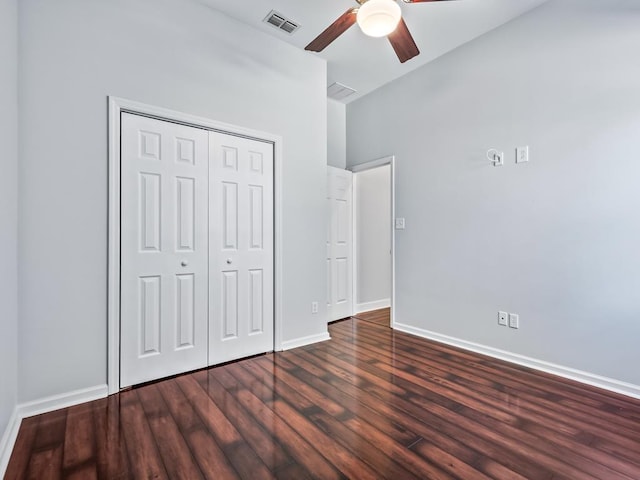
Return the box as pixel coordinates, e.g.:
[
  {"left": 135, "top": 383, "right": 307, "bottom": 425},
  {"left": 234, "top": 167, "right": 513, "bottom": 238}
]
[
  {"left": 498, "top": 311, "right": 508, "bottom": 326},
  {"left": 311, "top": 302, "right": 319, "bottom": 314},
  {"left": 509, "top": 313, "right": 519, "bottom": 329}
]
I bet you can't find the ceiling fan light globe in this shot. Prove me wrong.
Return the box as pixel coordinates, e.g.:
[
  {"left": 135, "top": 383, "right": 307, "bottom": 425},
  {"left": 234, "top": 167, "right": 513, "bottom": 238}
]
[{"left": 356, "top": 0, "right": 402, "bottom": 38}]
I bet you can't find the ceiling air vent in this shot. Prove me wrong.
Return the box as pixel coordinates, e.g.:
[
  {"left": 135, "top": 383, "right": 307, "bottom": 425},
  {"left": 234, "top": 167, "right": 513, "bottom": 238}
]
[
  {"left": 263, "top": 10, "right": 300, "bottom": 35},
  {"left": 327, "top": 82, "right": 357, "bottom": 101}
]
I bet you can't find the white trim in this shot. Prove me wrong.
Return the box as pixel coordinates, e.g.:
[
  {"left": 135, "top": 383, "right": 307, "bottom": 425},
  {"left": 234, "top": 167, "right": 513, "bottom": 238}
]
[
  {"left": 107, "top": 98, "right": 121, "bottom": 395},
  {"left": 108, "top": 96, "right": 284, "bottom": 394},
  {"left": 350, "top": 156, "right": 393, "bottom": 173},
  {"left": 0, "top": 409, "right": 20, "bottom": 477},
  {"left": 281, "top": 332, "right": 331, "bottom": 351},
  {"left": 273, "top": 139, "right": 284, "bottom": 352},
  {"left": 348, "top": 156, "right": 396, "bottom": 326},
  {"left": 390, "top": 158, "right": 396, "bottom": 328},
  {"left": 354, "top": 298, "right": 391, "bottom": 314},
  {"left": 394, "top": 323, "right": 640, "bottom": 400},
  {"left": 16, "top": 385, "right": 109, "bottom": 419},
  {"left": 352, "top": 172, "right": 359, "bottom": 322}
]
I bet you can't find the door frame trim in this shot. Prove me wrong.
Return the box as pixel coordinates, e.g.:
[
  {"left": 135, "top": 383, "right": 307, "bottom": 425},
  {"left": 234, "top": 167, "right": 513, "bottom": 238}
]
[
  {"left": 348, "top": 156, "right": 396, "bottom": 327},
  {"left": 107, "top": 96, "right": 284, "bottom": 395}
]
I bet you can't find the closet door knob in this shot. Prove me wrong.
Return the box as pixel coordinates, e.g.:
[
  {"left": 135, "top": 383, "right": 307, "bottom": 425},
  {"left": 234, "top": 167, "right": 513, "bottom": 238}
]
[
  {"left": 181, "top": 260, "right": 188, "bottom": 267},
  {"left": 226, "top": 258, "right": 232, "bottom": 264}
]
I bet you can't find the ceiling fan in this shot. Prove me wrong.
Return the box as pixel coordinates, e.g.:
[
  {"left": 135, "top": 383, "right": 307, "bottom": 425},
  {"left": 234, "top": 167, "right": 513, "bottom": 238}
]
[{"left": 305, "top": 0, "right": 456, "bottom": 63}]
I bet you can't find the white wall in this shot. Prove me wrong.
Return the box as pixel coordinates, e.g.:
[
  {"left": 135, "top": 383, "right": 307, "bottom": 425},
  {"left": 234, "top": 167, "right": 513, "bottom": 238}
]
[
  {"left": 0, "top": 0, "right": 19, "bottom": 449},
  {"left": 355, "top": 165, "right": 391, "bottom": 311},
  {"left": 18, "top": 0, "right": 328, "bottom": 403},
  {"left": 347, "top": 0, "right": 640, "bottom": 386},
  {"left": 327, "top": 99, "right": 346, "bottom": 168}
]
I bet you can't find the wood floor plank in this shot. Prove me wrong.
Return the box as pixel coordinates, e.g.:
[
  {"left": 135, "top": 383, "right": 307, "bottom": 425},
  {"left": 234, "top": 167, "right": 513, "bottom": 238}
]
[
  {"left": 324, "top": 328, "right": 614, "bottom": 479},
  {"left": 119, "top": 389, "right": 168, "bottom": 480},
  {"left": 352, "top": 320, "right": 638, "bottom": 414},
  {"left": 308, "top": 408, "right": 447, "bottom": 480},
  {"left": 245, "top": 357, "right": 429, "bottom": 479},
  {"left": 260, "top": 352, "right": 464, "bottom": 478},
  {"left": 410, "top": 437, "right": 494, "bottom": 480},
  {"left": 31, "top": 407, "right": 67, "bottom": 451},
  {"left": 62, "top": 402, "right": 96, "bottom": 474},
  {"left": 155, "top": 377, "right": 203, "bottom": 433},
  {"left": 175, "top": 373, "right": 274, "bottom": 480},
  {"left": 154, "top": 377, "right": 241, "bottom": 480},
  {"left": 328, "top": 328, "right": 640, "bottom": 477},
  {"left": 25, "top": 445, "right": 63, "bottom": 480},
  {"left": 186, "top": 427, "right": 241, "bottom": 480},
  {"left": 6, "top": 309, "right": 640, "bottom": 479},
  {"left": 229, "top": 364, "right": 376, "bottom": 480},
  {"left": 174, "top": 374, "right": 243, "bottom": 446},
  {"left": 270, "top": 462, "right": 312, "bottom": 480},
  {"left": 333, "top": 321, "right": 640, "bottom": 465},
  {"left": 24, "top": 408, "right": 67, "bottom": 480},
  {"left": 4, "top": 416, "right": 39, "bottom": 480},
  {"left": 335, "top": 320, "right": 640, "bottom": 446},
  {"left": 136, "top": 384, "right": 205, "bottom": 480},
  {"left": 64, "top": 464, "right": 98, "bottom": 480},
  {"left": 352, "top": 307, "right": 390, "bottom": 327},
  {"left": 91, "top": 395, "right": 132, "bottom": 480},
  {"left": 253, "top": 355, "right": 347, "bottom": 417},
  {"left": 195, "top": 368, "right": 294, "bottom": 472},
  {"left": 292, "top": 343, "right": 558, "bottom": 480},
  {"left": 268, "top": 397, "right": 381, "bottom": 480},
  {"left": 273, "top": 352, "right": 421, "bottom": 446},
  {"left": 215, "top": 365, "right": 344, "bottom": 480}
]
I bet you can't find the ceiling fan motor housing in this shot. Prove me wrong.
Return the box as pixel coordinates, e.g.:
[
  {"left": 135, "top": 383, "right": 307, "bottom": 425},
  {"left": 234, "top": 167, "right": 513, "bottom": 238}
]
[{"left": 356, "top": 0, "right": 402, "bottom": 37}]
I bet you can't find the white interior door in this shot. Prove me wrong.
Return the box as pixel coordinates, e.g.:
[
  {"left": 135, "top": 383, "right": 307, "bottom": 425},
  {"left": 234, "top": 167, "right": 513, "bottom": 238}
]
[
  {"left": 120, "top": 113, "right": 209, "bottom": 388},
  {"left": 208, "top": 132, "right": 274, "bottom": 365},
  {"left": 327, "top": 167, "right": 353, "bottom": 321}
]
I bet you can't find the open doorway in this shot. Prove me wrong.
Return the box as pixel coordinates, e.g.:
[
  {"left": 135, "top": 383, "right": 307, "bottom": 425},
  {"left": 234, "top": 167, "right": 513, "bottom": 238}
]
[{"left": 350, "top": 157, "right": 395, "bottom": 327}]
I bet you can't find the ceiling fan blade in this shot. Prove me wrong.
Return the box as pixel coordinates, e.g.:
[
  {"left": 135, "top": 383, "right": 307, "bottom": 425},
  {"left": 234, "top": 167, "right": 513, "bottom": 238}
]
[
  {"left": 387, "top": 18, "right": 420, "bottom": 63},
  {"left": 305, "top": 8, "right": 358, "bottom": 52}
]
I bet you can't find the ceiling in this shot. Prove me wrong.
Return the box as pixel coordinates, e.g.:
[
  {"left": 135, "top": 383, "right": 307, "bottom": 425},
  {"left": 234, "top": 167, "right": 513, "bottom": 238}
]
[{"left": 198, "top": 0, "right": 549, "bottom": 103}]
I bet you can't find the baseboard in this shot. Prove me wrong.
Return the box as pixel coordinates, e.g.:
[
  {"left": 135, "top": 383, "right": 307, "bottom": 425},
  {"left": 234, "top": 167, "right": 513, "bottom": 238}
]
[
  {"left": 393, "top": 323, "right": 640, "bottom": 400},
  {"left": 355, "top": 298, "right": 391, "bottom": 314},
  {"left": 17, "top": 384, "right": 109, "bottom": 419},
  {"left": 0, "top": 408, "right": 21, "bottom": 477},
  {"left": 281, "top": 332, "right": 331, "bottom": 351}
]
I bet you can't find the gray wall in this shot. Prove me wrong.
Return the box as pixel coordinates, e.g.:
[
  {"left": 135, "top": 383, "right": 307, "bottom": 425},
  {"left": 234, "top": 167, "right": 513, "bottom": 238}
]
[
  {"left": 0, "top": 0, "right": 19, "bottom": 442},
  {"left": 355, "top": 165, "right": 391, "bottom": 308},
  {"left": 347, "top": 0, "right": 640, "bottom": 385},
  {"left": 18, "top": 0, "right": 328, "bottom": 403},
  {"left": 327, "top": 99, "right": 346, "bottom": 168}
]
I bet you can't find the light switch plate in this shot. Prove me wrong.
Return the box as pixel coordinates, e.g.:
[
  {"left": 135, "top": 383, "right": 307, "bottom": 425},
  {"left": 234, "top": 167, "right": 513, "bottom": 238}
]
[{"left": 516, "top": 146, "right": 529, "bottom": 163}]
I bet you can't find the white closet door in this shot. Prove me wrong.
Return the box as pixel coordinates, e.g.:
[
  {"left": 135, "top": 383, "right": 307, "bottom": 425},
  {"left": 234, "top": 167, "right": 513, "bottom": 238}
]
[
  {"left": 327, "top": 167, "right": 353, "bottom": 321},
  {"left": 120, "top": 113, "right": 209, "bottom": 388},
  {"left": 209, "top": 132, "right": 274, "bottom": 365}
]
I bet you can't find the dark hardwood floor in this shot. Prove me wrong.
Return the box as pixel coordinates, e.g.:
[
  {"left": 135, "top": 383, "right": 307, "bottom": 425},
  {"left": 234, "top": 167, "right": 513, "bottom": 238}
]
[
  {"left": 352, "top": 307, "right": 390, "bottom": 327},
  {"left": 6, "top": 311, "right": 640, "bottom": 479}
]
